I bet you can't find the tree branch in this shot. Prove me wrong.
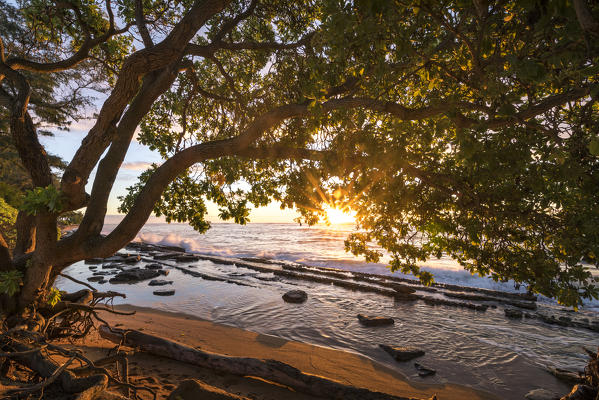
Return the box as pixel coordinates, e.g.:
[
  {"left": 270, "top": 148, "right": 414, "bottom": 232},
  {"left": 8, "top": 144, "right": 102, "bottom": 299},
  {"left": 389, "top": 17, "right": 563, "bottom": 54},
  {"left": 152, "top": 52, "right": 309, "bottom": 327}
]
[
  {"left": 135, "top": 0, "right": 154, "bottom": 47},
  {"left": 61, "top": 0, "right": 231, "bottom": 210}
]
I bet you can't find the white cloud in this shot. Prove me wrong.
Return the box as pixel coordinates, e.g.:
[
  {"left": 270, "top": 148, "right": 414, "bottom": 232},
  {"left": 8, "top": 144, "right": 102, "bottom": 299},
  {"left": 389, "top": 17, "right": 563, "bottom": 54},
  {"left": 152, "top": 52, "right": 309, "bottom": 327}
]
[{"left": 121, "top": 161, "right": 156, "bottom": 171}]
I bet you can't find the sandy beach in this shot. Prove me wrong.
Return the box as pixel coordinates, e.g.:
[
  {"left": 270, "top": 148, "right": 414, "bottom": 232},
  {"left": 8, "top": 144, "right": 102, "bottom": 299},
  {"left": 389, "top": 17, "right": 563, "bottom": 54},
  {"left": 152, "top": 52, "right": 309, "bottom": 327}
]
[{"left": 53, "top": 304, "right": 500, "bottom": 400}]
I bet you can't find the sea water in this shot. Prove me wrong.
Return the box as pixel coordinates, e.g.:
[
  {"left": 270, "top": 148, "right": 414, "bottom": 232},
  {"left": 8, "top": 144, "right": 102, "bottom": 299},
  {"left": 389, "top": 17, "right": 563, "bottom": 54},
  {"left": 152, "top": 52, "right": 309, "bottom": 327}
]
[{"left": 57, "top": 220, "right": 599, "bottom": 399}]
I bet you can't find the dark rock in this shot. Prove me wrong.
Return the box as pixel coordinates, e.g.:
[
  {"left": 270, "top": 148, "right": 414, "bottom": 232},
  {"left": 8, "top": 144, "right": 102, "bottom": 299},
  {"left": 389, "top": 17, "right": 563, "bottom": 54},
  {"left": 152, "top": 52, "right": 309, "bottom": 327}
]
[
  {"left": 524, "top": 389, "right": 560, "bottom": 400},
  {"left": 394, "top": 292, "right": 419, "bottom": 301},
  {"left": 109, "top": 269, "right": 161, "bottom": 284},
  {"left": 88, "top": 266, "right": 98, "bottom": 270},
  {"left": 357, "top": 314, "right": 394, "bottom": 327},
  {"left": 380, "top": 344, "right": 424, "bottom": 361},
  {"left": 167, "top": 379, "right": 249, "bottom": 400},
  {"left": 92, "top": 271, "right": 114, "bottom": 276},
  {"left": 102, "top": 263, "right": 124, "bottom": 269},
  {"left": 158, "top": 244, "right": 186, "bottom": 253},
  {"left": 121, "top": 255, "right": 141, "bottom": 264},
  {"left": 87, "top": 276, "right": 105, "bottom": 282},
  {"left": 282, "top": 290, "right": 308, "bottom": 303},
  {"left": 560, "top": 384, "right": 598, "bottom": 400},
  {"left": 414, "top": 362, "right": 436, "bottom": 377},
  {"left": 504, "top": 308, "right": 523, "bottom": 319},
  {"left": 145, "top": 263, "right": 163, "bottom": 270},
  {"left": 84, "top": 258, "right": 103, "bottom": 264},
  {"left": 158, "top": 269, "right": 170, "bottom": 276},
  {"left": 153, "top": 252, "right": 183, "bottom": 260},
  {"left": 149, "top": 279, "right": 173, "bottom": 286},
  {"left": 421, "top": 296, "right": 488, "bottom": 311},
  {"left": 153, "top": 289, "right": 175, "bottom": 296},
  {"left": 391, "top": 284, "right": 416, "bottom": 294},
  {"left": 175, "top": 254, "right": 200, "bottom": 262}
]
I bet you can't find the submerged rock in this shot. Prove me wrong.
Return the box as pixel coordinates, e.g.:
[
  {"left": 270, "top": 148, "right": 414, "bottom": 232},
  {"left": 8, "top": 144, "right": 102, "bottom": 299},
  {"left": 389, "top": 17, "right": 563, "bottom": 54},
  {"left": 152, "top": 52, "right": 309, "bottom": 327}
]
[
  {"left": 175, "top": 254, "right": 200, "bottom": 262},
  {"left": 357, "top": 314, "right": 394, "bottom": 327},
  {"left": 547, "top": 367, "right": 584, "bottom": 385},
  {"left": 87, "top": 276, "right": 105, "bottom": 282},
  {"left": 282, "top": 290, "right": 308, "bottom": 303},
  {"left": 149, "top": 279, "right": 173, "bottom": 286},
  {"left": 504, "top": 308, "right": 523, "bottom": 319},
  {"left": 414, "top": 362, "right": 436, "bottom": 377},
  {"left": 524, "top": 389, "right": 560, "bottom": 400},
  {"left": 153, "top": 289, "right": 175, "bottom": 296},
  {"left": 379, "top": 344, "right": 424, "bottom": 361},
  {"left": 109, "top": 269, "right": 160, "bottom": 284}
]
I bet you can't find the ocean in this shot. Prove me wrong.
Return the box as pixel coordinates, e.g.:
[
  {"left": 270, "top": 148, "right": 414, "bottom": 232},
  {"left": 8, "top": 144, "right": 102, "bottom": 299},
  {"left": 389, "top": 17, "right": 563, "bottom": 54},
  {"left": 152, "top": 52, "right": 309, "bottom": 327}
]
[{"left": 57, "top": 221, "right": 599, "bottom": 399}]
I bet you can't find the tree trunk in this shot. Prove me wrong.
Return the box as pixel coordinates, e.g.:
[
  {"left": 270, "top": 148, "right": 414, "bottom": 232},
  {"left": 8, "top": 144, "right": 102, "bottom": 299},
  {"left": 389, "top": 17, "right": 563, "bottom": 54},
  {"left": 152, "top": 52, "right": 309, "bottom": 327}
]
[
  {"left": 17, "top": 213, "right": 57, "bottom": 311},
  {"left": 14, "top": 211, "right": 36, "bottom": 258},
  {"left": 0, "top": 233, "right": 11, "bottom": 272}
]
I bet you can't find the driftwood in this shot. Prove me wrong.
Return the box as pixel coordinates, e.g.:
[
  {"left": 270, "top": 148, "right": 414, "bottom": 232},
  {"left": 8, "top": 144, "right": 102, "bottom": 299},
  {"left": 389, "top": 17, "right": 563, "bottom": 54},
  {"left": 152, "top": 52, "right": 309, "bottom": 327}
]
[{"left": 99, "top": 325, "right": 418, "bottom": 400}]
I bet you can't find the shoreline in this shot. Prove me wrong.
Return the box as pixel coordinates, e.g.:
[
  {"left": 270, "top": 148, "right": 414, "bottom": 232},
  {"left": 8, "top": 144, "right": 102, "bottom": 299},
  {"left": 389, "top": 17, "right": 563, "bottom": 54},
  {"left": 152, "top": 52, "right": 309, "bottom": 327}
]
[{"left": 88, "top": 304, "right": 499, "bottom": 400}]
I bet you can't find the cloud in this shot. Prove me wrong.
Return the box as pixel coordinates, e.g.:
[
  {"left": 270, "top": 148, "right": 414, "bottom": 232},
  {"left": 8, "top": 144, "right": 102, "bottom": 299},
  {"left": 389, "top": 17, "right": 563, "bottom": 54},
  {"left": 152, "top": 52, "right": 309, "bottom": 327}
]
[{"left": 121, "top": 161, "right": 156, "bottom": 171}]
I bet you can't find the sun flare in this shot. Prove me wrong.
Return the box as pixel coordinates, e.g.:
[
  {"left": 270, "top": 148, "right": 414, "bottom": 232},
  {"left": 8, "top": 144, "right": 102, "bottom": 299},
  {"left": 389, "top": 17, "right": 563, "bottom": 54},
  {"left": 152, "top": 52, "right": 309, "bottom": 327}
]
[{"left": 323, "top": 205, "right": 356, "bottom": 225}]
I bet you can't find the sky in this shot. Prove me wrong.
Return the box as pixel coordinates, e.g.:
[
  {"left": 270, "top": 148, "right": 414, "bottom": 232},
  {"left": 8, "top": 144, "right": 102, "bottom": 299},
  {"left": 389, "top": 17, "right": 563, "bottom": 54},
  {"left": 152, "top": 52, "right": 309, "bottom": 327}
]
[{"left": 40, "top": 121, "right": 301, "bottom": 223}]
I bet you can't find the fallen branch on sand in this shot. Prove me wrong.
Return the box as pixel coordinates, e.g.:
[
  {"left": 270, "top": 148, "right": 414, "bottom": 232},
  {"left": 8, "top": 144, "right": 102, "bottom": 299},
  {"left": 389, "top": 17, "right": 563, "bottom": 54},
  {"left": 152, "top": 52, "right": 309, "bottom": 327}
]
[{"left": 98, "top": 325, "right": 421, "bottom": 400}]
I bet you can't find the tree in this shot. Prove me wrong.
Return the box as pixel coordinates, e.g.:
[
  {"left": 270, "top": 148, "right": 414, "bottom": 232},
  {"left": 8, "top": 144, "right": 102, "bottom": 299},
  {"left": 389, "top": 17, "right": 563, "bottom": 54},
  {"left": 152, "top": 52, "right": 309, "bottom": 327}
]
[{"left": 0, "top": 0, "right": 598, "bottom": 324}]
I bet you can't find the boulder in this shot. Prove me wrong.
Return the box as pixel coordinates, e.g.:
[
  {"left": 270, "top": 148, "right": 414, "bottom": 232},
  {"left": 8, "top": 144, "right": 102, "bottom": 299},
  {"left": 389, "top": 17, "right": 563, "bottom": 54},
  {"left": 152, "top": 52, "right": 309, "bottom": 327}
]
[
  {"left": 357, "top": 314, "right": 394, "bottom": 327},
  {"left": 525, "top": 389, "right": 560, "bottom": 400},
  {"left": 282, "top": 290, "right": 308, "bottom": 303},
  {"left": 504, "top": 308, "right": 523, "bottom": 319},
  {"left": 414, "top": 362, "right": 436, "bottom": 377},
  {"left": 167, "top": 379, "right": 249, "bottom": 400},
  {"left": 153, "top": 289, "right": 175, "bottom": 296},
  {"left": 109, "top": 269, "right": 160, "bottom": 284},
  {"left": 149, "top": 279, "right": 173, "bottom": 286},
  {"left": 379, "top": 344, "right": 424, "bottom": 361}
]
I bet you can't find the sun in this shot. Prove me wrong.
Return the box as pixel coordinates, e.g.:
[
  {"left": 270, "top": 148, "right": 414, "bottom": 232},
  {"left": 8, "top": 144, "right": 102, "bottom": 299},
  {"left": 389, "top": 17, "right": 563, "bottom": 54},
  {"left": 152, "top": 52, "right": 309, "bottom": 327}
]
[{"left": 323, "top": 205, "right": 356, "bottom": 225}]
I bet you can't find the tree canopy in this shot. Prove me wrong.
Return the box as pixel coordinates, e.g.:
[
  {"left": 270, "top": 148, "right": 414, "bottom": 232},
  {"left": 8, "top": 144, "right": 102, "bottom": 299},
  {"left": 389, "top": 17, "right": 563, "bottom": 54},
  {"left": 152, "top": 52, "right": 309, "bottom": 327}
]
[{"left": 1, "top": 0, "right": 598, "bottom": 310}]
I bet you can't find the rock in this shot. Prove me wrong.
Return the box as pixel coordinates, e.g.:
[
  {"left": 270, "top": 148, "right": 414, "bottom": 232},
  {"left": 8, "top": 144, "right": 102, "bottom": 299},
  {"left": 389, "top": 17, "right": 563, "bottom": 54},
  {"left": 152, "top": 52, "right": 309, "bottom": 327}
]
[
  {"left": 87, "top": 276, "right": 105, "bottom": 282},
  {"left": 548, "top": 367, "right": 584, "bottom": 385},
  {"left": 84, "top": 258, "right": 103, "bottom": 264},
  {"left": 121, "top": 255, "right": 141, "bottom": 264},
  {"left": 282, "top": 290, "right": 308, "bottom": 303},
  {"left": 102, "top": 263, "right": 124, "bottom": 269},
  {"left": 153, "top": 289, "right": 175, "bottom": 296},
  {"left": 175, "top": 254, "right": 200, "bottom": 262},
  {"left": 392, "top": 284, "right": 416, "bottom": 294},
  {"left": 379, "top": 344, "right": 424, "bottom": 361},
  {"left": 525, "top": 389, "right": 560, "bottom": 400},
  {"left": 109, "top": 269, "right": 161, "bottom": 284},
  {"left": 149, "top": 279, "right": 173, "bottom": 286},
  {"left": 357, "top": 314, "right": 394, "bottom": 327},
  {"left": 157, "top": 244, "right": 186, "bottom": 253},
  {"left": 153, "top": 252, "right": 183, "bottom": 260},
  {"left": 167, "top": 379, "right": 249, "bottom": 400},
  {"left": 158, "top": 269, "right": 170, "bottom": 276},
  {"left": 88, "top": 266, "right": 98, "bottom": 270},
  {"left": 145, "top": 263, "right": 163, "bottom": 270},
  {"left": 505, "top": 308, "right": 523, "bottom": 319},
  {"left": 92, "top": 271, "right": 114, "bottom": 276},
  {"left": 560, "top": 384, "right": 598, "bottom": 400},
  {"left": 414, "top": 362, "right": 436, "bottom": 377}
]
